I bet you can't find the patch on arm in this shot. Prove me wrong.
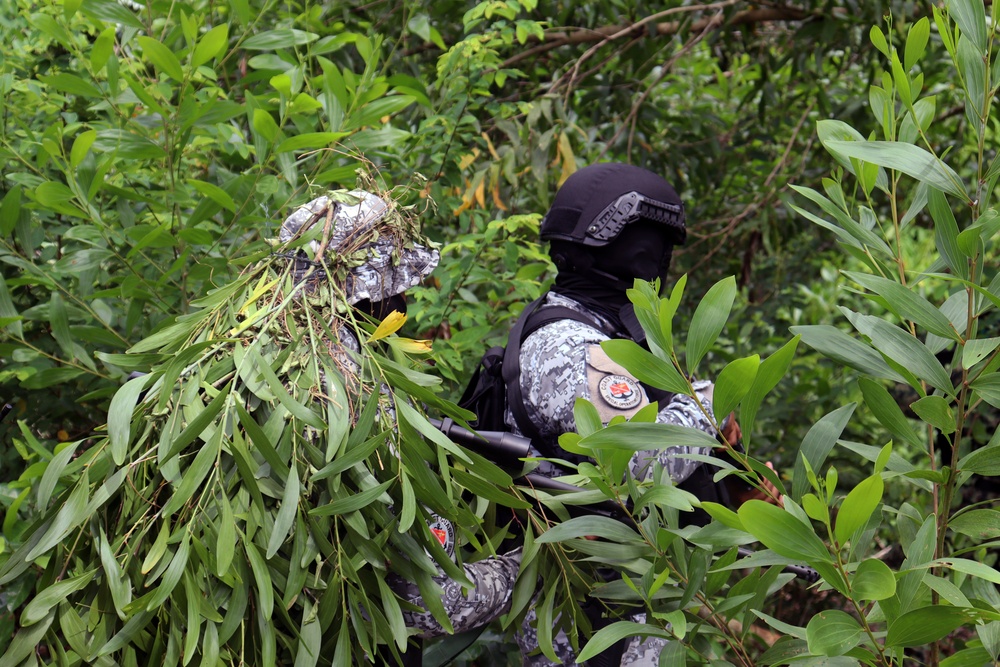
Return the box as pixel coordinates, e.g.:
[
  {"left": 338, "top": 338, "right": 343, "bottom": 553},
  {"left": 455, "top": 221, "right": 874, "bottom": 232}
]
[{"left": 585, "top": 344, "right": 649, "bottom": 422}]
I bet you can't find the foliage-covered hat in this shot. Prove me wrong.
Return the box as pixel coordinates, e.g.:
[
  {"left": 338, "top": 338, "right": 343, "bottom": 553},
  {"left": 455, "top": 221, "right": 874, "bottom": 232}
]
[{"left": 278, "top": 189, "right": 440, "bottom": 305}]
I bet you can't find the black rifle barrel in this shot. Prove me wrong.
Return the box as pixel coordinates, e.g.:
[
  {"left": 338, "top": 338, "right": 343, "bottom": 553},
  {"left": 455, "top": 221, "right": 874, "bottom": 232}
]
[{"left": 432, "top": 417, "right": 819, "bottom": 583}]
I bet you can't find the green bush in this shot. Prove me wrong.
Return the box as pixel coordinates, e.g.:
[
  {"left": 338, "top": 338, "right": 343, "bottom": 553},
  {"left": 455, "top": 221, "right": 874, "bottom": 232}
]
[{"left": 529, "top": 3, "right": 1000, "bottom": 664}]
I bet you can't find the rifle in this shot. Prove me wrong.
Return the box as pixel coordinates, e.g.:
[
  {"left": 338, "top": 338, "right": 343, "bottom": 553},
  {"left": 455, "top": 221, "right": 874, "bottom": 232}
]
[{"left": 432, "top": 416, "right": 819, "bottom": 584}]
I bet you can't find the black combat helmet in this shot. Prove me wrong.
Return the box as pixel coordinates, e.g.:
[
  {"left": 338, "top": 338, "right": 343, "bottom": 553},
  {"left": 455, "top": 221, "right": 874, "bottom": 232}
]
[{"left": 540, "top": 162, "right": 686, "bottom": 247}]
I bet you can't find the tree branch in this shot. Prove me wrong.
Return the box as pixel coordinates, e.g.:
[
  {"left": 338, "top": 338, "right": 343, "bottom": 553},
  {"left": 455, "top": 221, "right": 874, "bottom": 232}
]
[{"left": 502, "top": 5, "right": 814, "bottom": 68}]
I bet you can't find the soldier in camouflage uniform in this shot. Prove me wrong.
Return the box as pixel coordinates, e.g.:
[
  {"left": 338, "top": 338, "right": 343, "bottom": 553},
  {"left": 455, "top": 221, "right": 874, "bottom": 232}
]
[
  {"left": 280, "top": 191, "right": 521, "bottom": 644},
  {"left": 506, "top": 163, "right": 740, "bottom": 666}
]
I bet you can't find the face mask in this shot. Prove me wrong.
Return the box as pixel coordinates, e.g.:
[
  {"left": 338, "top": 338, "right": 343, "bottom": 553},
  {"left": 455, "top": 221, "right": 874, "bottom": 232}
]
[
  {"left": 592, "top": 221, "right": 674, "bottom": 286},
  {"left": 354, "top": 293, "right": 407, "bottom": 322}
]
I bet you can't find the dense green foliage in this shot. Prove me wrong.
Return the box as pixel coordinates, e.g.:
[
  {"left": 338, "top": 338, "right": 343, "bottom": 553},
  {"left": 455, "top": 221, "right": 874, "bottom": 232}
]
[{"left": 1, "top": 0, "right": 999, "bottom": 665}]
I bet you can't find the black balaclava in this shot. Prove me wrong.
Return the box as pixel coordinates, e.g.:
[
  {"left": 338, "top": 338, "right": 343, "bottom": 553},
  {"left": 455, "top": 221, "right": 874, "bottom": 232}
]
[{"left": 354, "top": 294, "right": 407, "bottom": 322}]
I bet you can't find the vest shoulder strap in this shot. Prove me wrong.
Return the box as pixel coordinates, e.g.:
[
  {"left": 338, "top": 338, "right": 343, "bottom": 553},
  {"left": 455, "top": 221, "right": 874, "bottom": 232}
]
[{"left": 503, "top": 295, "right": 606, "bottom": 444}]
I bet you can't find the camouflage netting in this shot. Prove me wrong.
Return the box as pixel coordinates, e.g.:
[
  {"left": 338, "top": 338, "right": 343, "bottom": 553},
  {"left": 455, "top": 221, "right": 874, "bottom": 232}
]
[{"left": 0, "top": 185, "right": 525, "bottom": 666}]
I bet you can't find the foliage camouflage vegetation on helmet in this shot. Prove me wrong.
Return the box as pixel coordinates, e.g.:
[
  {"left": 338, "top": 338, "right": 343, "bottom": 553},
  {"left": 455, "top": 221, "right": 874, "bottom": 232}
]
[{"left": 0, "top": 184, "right": 526, "bottom": 666}]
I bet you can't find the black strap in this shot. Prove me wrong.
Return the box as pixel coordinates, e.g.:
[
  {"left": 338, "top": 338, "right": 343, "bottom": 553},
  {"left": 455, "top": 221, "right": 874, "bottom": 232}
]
[{"left": 502, "top": 295, "right": 603, "bottom": 445}]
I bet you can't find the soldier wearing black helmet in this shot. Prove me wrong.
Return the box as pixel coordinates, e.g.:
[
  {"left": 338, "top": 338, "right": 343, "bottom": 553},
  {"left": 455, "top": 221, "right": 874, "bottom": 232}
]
[{"left": 506, "top": 163, "right": 742, "bottom": 666}]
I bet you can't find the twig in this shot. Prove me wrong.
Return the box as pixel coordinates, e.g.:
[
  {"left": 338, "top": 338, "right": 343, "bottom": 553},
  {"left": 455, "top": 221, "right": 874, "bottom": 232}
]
[
  {"left": 502, "top": 5, "right": 813, "bottom": 68},
  {"left": 313, "top": 201, "right": 338, "bottom": 263}
]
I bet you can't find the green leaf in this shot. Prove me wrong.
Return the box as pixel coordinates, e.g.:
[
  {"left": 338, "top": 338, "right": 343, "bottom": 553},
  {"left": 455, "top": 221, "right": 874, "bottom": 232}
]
[
  {"left": 601, "top": 339, "right": 689, "bottom": 394},
  {"left": 740, "top": 336, "right": 799, "bottom": 444},
  {"left": 309, "top": 479, "right": 392, "bottom": 516},
  {"left": 791, "top": 325, "right": 905, "bottom": 384},
  {"left": 852, "top": 557, "right": 896, "bottom": 601},
  {"left": 963, "top": 338, "right": 1000, "bottom": 368},
  {"left": 95, "top": 609, "right": 155, "bottom": 657},
  {"left": 99, "top": 529, "right": 131, "bottom": 616},
  {"left": 891, "top": 51, "right": 911, "bottom": 107},
  {"left": 137, "top": 36, "right": 185, "bottom": 81},
  {"left": 758, "top": 637, "right": 810, "bottom": 665},
  {"left": 816, "top": 120, "right": 889, "bottom": 192},
  {"left": 577, "top": 621, "right": 672, "bottom": 663},
  {"left": 26, "top": 474, "right": 90, "bottom": 560},
  {"left": 941, "top": 648, "right": 995, "bottom": 667},
  {"left": 792, "top": 404, "right": 855, "bottom": 500},
  {"left": 572, "top": 397, "right": 602, "bottom": 437},
  {"left": 910, "top": 395, "right": 956, "bottom": 434},
  {"left": 925, "top": 557, "right": 1000, "bottom": 585},
  {"left": 806, "top": 609, "right": 862, "bottom": 656},
  {"left": 713, "top": 355, "right": 759, "bottom": 422},
  {"left": 187, "top": 179, "right": 237, "bottom": 212},
  {"left": 950, "top": 509, "right": 1000, "bottom": 540},
  {"left": 844, "top": 271, "right": 960, "bottom": 340},
  {"left": 2, "top": 608, "right": 54, "bottom": 664},
  {"left": 108, "top": 373, "right": 148, "bottom": 465},
  {"left": 737, "top": 500, "right": 832, "bottom": 563},
  {"left": 70, "top": 129, "right": 97, "bottom": 168},
  {"left": 90, "top": 25, "right": 116, "bottom": 71},
  {"left": 971, "top": 372, "right": 1000, "bottom": 409},
  {"left": 93, "top": 129, "right": 167, "bottom": 160},
  {"left": 948, "top": 0, "right": 987, "bottom": 53},
  {"left": 20, "top": 570, "right": 96, "bottom": 625},
  {"left": 535, "top": 516, "right": 643, "bottom": 544},
  {"left": 928, "top": 188, "right": 969, "bottom": 280},
  {"left": 80, "top": 0, "right": 143, "bottom": 29},
  {"left": 293, "top": 599, "right": 323, "bottom": 667},
  {"left": 686, "top": 276, "right": 736, "bottom": 376},
  {"left": 848, "top": 312, "right": 955, "bottom": 395},
  {"left": 634, "top": 484, "right": 695, "bottom": 513},
  {"left": 858, "top": 378, "right": 922, "bottom": 447},
  {"left": 36, "top": 442, "right": 77, "bottom": 509},
  {"left": 146, "top": 531, "right": 191, "bottom": 611},
  {"left": 886, "top": 605, "right": 972, "bottom": 647},
  {"left": 0, "top": 186, "right": 22, "bottom": 237},
  {"left": 216, "top": 492, "right": 237, "bottom": 576},
  {"left": 351, "top": 95, "right": 417, "bottom": 128},
  {"left": 266, "top": 464, "right": 298, "bottom": 558},
  {"left": 245, "top": 344, "right": 325, "bottom": 429},
  {"left": 700, "top": 501, "right": 743, "bottom": 530},
  {"left": 825, "top": 140, "right": 967, "bottom": 200},
  {"left": 869, "top": 26, "right": 889, "bottom": 57},
  {"left": 252, "top": 108, "right": 281, "bottom": 143},
  {"left": 245, "top": 541, "right": 273, "bottom": 620},
  {"left": 161, "top": 427, "right": 221, "bottom": 518},
  {"left": 276, "top": 132, "right": 350, "bottom": 153},
  {"left": 37, "top": 73, "right": 102, "bottom": 98},
  {"left": 834, "top": 474, "right": 884, "bottom": 544},
  {"left": 958, "top": 444, "right": 1000, "bottom": 475},
  {"left": 242, "top": 29, "right": 319, "bottom": 50},
  {"left": 576, "top": 421, "right": 719, "bottom": 452},
  {"left": 789, "top": 188, "right": 893, "bottom": 256},
  {"left": 192, "top": 24, "right": 228, "bottom": 67},
  {"left": 905, "top": 17, "right": 931, "bottom": 70}
]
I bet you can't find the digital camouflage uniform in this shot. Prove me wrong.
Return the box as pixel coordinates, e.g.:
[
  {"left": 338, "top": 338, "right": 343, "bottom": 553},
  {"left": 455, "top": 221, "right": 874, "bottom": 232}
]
[
  {"left": 280, "top": 192, "right": 521, "bottom": 639},
  {"left": 509, "top": 292, "right": 717, "bottom": 667}
]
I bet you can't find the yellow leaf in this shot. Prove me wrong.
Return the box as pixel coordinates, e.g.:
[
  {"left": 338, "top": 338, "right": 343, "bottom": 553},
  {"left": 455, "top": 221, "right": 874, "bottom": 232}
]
[
  {"left": 457, "top": 149, "right": 479, "bottom": 170},
  {"left": 238, "top": 275, "right": 280, "bottom": 316},
  {"left": 557, "top": 132, "right": 576, "bottom": 186},
  {"left": 474, "top": 179, "right": 486, "bottom": 208},
  {"left": 492, "top": 180, "right": 508, "bottom": 211},
  {"left": 368, "top": 310, "right": 407, "bottom": 342},
  {"left": 388, "top": 337, "right": 433, "bottom": 354},
  {"left": 481, "top": 132, "right": 500, "bottom": 160}
]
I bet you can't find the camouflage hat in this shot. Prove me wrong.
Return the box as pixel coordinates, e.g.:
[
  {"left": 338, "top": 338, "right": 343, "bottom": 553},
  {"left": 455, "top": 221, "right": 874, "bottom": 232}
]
[{"left": 279, "top": 190, "right": 440, "bottom": 305}]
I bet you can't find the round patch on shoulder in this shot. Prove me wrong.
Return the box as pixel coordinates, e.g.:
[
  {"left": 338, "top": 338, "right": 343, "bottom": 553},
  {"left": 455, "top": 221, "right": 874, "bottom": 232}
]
[
  {"left": 598, "top": 374, "right": 642, "bottom": 410},
  {"left": 426, "top": 513, "right": 456, "bottom": 558}
]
